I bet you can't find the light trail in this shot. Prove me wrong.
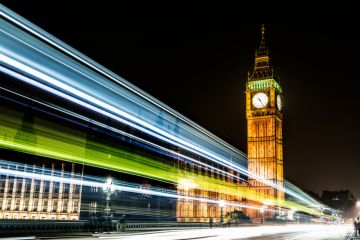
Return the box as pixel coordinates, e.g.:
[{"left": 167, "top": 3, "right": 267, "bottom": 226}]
[
  {"left": 0, "top": 3, "right": 246, "bottom": 159},
  {"left": 0, "top": 58, "right": 312, "bottom": 207},
  {"left": 97, "top": 224, "right": 351, "bottom": 240},
  {"left": 0, "top": 84, "right": 248, "bottom": 183},
  {"left": 0, "top": 24, "right": 249, "bottom": 175},
  {"left": 0, "top": 101, "right": 325, "bottom": 216},
  {"left": 0, "top": 85, "right": 328, "bottom": 213},
  {"left": 0, "top": 16, "right": 285, "bottom": 193},
  {"left": 0, "top": 3, "right": 331, "bottom": 214},
  {"left": 1, "top": 152, "right": 322, "bottom": 218},
  {"left": 0, "top": 163, "right": 277, "bottom": 213}
]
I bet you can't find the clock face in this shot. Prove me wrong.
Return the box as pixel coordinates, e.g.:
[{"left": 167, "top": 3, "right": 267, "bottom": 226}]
[
  {"left": 277, "top": 95, "right": 282, "bottom": 111},
  {"left": 252, "top": 92, "right": 269, "bottom": 109}
]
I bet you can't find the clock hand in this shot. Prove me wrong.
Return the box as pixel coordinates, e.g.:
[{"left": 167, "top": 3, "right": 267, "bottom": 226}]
[{"left": 258, "top": 98, "right": 264, "bottom": 107}]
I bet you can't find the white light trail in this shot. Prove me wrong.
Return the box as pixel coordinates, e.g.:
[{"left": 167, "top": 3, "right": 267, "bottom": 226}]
[
  {"left": 0, "top": 56, "right": 296, "bottom": 202},
  {"left": 97, "top": 224, "right": 351, "bottom": 240},
  {"left": 0, "top": 8, "right": 328, "bottom": 210},
  {"left": 0, "top": 3, "right": 246, "bottom": 158},
  {"left": 0, "top": 84, "right": 248, "bottom": 185},
  {"left": 0, "top": 166, "right": 277, "bottom": 213},
  {"left": 0, "top": 55, "right": 315, "bottom": 208}
]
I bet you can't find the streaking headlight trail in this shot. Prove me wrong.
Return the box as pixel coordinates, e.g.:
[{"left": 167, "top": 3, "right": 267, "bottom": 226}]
[{"left": 0, "top": 2, "right": 332, "bottom": 219}]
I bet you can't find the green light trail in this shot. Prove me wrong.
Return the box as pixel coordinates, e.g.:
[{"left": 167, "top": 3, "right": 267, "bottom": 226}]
[{"left": 0, "top": 106, "right": 325, "bottom": 217}]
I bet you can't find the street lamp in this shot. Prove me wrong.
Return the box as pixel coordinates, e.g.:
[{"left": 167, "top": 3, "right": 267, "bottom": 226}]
[
  {"left": 219, "top": 200, "right": 225, "bottom": 224},
  {"left": 260, "top": 206, "right": 265, "bottom": 224},
  {"left": 103, "top": 177, "right": 116, "bottom": 216}
]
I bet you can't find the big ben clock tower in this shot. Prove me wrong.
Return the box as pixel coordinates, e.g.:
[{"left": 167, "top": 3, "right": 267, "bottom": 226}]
[{"left": 246, "top": 25, "right": 284, "bottom": 219}]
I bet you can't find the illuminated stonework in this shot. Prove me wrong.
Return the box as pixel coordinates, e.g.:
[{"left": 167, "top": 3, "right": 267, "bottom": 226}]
[
  {"left": 246, "top": 24, "right": 284, "bottom": 221},
  {"left": 0, "top": 161, "right": 83, "bottom": 220},
  {"left": 176, "top": 162, "right": 247, "bottom": 222}
]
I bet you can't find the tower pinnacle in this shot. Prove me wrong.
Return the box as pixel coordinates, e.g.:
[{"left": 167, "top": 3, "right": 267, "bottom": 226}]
[
  {"left": 256, "top": 24, "right": 268, "bottom": 57},
  {"left": 248, "top": 24, "right": 274, "bottom": 81}
]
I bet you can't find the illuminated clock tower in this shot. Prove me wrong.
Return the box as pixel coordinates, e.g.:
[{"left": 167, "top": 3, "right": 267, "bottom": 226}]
[{"left": 246, "top": 25, "right": 284, "bottom": 219}]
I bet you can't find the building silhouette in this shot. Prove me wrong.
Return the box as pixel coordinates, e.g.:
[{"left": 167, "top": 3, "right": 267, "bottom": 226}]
[{"left": 321, "top": 190, "right": 357, "bottom": 218}]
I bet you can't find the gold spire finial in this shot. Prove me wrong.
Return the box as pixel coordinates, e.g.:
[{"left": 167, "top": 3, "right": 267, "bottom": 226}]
[
  {"left": 251, "top": 24, "right": 273, "bottom": 80},
  {"left": 259, "top": 24, "right": 266, "bottom": 49},
  {"left": 261, "top": 24, "right": 265, "bottom": 38},
  {"left": 256, "top": 24, "right": 268, "bottom": 57}
]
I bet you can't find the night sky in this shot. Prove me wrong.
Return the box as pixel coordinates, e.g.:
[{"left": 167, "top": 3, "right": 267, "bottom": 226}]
[{"left": 2, "top": 2, "right": 360, "bottom": 198}]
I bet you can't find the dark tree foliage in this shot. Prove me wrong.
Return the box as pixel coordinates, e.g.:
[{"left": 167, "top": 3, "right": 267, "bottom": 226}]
[{"left": 223, "top": 210, "right": 251, "bottom": 224}]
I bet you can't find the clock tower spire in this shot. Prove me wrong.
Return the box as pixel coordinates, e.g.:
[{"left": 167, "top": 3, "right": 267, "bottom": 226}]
[
  {"left": 246, "top": 24, "right": 284, "bottom": 221},
  {"left": 257, "top": 24, "right": 268, "bottom": 56},
  {"left": 249, "top": 24, "right": 274, "bottom": 81}
]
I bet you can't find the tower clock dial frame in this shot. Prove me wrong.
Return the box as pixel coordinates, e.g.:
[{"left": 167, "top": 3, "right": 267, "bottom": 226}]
[
  {"left": 252, "top": 92, "right": 269, "bottom": 109},
  {"left": 277, "top": 94, "right": 282, "bottom": 111}
]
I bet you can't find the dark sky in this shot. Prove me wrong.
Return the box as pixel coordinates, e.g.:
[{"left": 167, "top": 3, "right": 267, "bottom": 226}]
[{"left": 2, "top": 2, "right": 360, "bottom": 198}]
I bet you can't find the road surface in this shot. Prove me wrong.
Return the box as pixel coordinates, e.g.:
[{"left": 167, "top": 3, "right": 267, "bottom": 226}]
[{"left": 11, "top": 224, "right": 353, "bottom": 240}]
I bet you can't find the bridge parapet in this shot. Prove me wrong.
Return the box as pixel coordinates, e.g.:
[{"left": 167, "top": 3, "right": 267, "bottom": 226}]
[{"left": 0, "top": 220, "right": 88, "bottom": 234}]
